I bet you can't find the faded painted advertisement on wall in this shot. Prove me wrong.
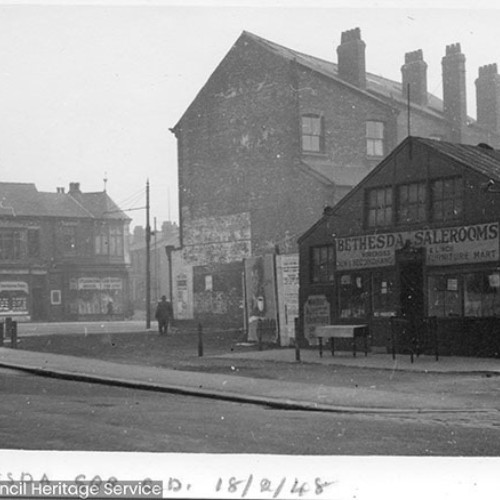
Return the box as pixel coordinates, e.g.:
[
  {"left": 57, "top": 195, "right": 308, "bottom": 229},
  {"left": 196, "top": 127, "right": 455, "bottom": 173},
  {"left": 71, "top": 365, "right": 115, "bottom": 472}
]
[
  {"left": 336, "top": 222, "right": 499, "bottom": 270},
  {"left": 171, "top": 249, "right": 194, "bottom": 320},
  {"left": 244, "top": 255, "right": 278, "bottom": 343},
  {"left": 182, "top": 212, "right": 252, "bottom": 266},
  {"left": 276, "top": 253, "right": 299, "bottom": 346}
]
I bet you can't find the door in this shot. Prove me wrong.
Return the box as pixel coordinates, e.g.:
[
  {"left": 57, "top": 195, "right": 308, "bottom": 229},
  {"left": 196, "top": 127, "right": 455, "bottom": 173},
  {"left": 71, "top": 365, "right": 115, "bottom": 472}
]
[{"left": 31, "top": 287, "right": 46, "bottom": 320}]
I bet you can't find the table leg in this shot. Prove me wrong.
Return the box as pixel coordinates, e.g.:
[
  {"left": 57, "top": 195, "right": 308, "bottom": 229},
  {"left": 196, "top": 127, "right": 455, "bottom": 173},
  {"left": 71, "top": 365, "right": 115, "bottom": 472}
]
[
  {"left": 318, "top": 337, "right": 323, "bottom": 358},
  {"left": 364, "top": 333, "right": 368, "bottom": 357},
  {"left": 330, "top": 337, "right": 335, "bottom": 356},
  {"left": 353, "top": 337, "right": 356, "bottom": 357}
]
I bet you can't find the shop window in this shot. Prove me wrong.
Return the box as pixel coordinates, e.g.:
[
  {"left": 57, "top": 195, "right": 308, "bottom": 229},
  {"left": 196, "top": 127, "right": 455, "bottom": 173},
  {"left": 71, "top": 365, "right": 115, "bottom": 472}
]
[
  {"left": 366, "top": 121, "right": 385, "bottom": 157},
  {"left": 311, "top": 246, "right": 335, "bottom": 283},
  {"left": 366, "top": 186, "right": 392, "bottom": 228},
  {"left": 464, "top": 272, "right": 500, "bottom": 317},
  {"left": 431, "top": 177, "right": 463, "bottom": 222},
  {"left": 372, "top": 271, "right": 396, "bottom": 317},
  {"left": 428, "top": 275, "right": 461, "bottom": 317},
  {"left": 301, "top": 114, "right": 324, "bottom": 153},
  {"left": 397, "top": 182, "right": 426, "bottom": 224},
  {"left": 339, "top": 273, "right": 368, "bottom": 319}
]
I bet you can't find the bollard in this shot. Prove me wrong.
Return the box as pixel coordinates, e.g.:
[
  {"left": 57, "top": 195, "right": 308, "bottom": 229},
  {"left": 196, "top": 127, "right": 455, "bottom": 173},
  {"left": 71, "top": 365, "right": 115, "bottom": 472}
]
[
  {"left": 5, "top": 318, "right": 12, "bottom": 348},
  {"left": 0, "top": 323, "right": 3, "bottom": 347},
  {"left": 11, "top": 321, "right": 17, "bottom": 349},
  {"left": 197, "top": 323, "right": 203, "bottom": 357},
  {"left": 294, "top": 318, "right": 301, "bottom": 362}
]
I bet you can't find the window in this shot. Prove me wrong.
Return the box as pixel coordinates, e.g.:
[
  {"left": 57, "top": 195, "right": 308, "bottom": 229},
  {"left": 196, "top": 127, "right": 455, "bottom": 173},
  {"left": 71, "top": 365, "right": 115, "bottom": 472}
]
[
  {"left": 397, "top": 182, "right": 427, "bottom": 224},
  {"left": 311, "top": 246, "right": 335, "bottom": 283},
  {"left": 96, "top": 224, "right": 124, "bottom": 256},
  {"left": 301, "top": 114, "right": 324, "bottom": 153},
  {"left": 51, "top": 290, "right": 62, "bottom": 305},
  {"left": 464, "top": 272, "right": 500, "bottom": 317},
  {"left": 432, "top": 177, "right": 463, "bottom": 222},
  {"left": 339, "top": 273, "right": 368, "bottom": 319},
  {"left": 366, "top": 187, "right": 392, "bottom": 227},
  {"left": 0, "top": 230, "right": 23, "bottom": 260},
  {"left": 27, "top": 229, "right": 40, "bottom": 258},
  {"left": 428, "top": 274, "right": 461, "bottom": 317},
  {"left": 109, "top": 226, "right": 124, "bottom": 256},
  {"left": 366, "top": 121, "right": 385, "bottom": 157},
  {"left": 62, "top": 225, "right": 77, "bottom": 255}
]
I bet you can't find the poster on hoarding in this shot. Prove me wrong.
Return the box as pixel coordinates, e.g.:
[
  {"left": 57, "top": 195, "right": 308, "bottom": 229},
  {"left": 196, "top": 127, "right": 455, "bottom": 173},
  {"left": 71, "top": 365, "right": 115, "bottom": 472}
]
[
  {"left": 276, "top": 254, "right": 299, "bottom": 346},
  {"left": 244, "top": 255, "right": 278, "bottom": 343},
  {"left": 303, "top": 294, "right": 331, "bottom": 345}
]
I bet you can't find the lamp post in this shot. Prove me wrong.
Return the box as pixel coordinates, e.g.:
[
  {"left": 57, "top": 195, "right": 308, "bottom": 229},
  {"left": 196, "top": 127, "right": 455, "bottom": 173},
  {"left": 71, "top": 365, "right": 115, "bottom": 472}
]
[{"left": 146, "top": 180, "right": 152, "bottom": 329}]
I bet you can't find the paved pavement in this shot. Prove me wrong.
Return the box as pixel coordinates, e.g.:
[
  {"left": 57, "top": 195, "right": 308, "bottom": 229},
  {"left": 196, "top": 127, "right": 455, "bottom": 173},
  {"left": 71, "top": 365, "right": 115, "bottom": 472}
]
[{"left": 0, "top": 345, "right": 499, "bottom": 414}]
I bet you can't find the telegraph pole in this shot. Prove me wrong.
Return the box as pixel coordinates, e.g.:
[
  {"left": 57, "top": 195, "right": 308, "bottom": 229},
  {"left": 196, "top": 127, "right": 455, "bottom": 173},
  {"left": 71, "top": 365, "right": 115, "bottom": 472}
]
[{"left": 146, "top": 180, "right": 151, "bottom": 329}]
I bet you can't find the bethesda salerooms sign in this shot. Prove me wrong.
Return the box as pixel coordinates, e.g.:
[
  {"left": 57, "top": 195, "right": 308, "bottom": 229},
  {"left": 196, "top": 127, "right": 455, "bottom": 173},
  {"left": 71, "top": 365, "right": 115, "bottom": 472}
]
[{"left": 335, "top": 222, "right": 499, "bottom": 270}]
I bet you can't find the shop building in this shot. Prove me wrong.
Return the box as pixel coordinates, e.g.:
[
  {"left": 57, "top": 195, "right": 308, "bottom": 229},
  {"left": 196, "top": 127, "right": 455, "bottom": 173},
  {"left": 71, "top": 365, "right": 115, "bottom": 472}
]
[
  {"left": 0, "top": 182, "right": 131, "bottom": 322},
  {"left": 298, "top": 137, "right": 500, "bottom": 357},
  {"left": 171, "top": 28, "right": 500, "bottom": 330}
]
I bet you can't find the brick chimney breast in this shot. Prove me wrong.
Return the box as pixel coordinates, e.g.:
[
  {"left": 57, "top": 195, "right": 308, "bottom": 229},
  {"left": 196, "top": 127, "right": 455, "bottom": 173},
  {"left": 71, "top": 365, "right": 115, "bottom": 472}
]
[
  {"left": 475, "top": 63, "right": 500, "bottom": 132},
  {"left": 336, "top": 27, "right": 366, "bottom": 89},
  {"left": 442, "top": 42, "right": 467, "bottom": 142},
  {"left": 401, "top": 49, "right": 428, "bottom": 106}
]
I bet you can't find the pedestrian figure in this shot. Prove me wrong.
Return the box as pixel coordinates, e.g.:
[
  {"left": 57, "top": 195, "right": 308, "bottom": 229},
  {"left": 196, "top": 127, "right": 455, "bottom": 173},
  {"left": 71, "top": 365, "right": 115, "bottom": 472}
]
[
  {"left": 155, "top": 295, "right": 173, "bottom": 335},
  {"left": 106, "top": 299, "right": 113, "bottom": 320}
]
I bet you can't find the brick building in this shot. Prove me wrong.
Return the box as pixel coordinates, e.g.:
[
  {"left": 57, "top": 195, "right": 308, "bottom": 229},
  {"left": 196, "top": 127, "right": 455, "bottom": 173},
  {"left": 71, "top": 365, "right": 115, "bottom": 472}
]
[
  {"left": 0, "top": 182, "right": 131, "bottom": 321},
  {"left": 171, "top": 28, "right": 500, "bottom": 329},
  {"left": 298, "top": 136, "right": 500, "bottom": 357}
]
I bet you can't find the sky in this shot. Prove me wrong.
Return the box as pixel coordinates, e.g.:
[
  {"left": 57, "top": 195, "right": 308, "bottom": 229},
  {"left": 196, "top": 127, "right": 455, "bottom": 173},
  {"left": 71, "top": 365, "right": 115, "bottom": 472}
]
[{"left": 1, "top": 0, "right": 500, "bottom": 229}]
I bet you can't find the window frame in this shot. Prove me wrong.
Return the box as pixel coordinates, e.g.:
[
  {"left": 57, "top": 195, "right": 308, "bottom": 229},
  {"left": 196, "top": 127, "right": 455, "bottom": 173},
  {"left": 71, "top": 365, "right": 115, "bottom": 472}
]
[
  {"left": 366, "top": 186, "right": 393, "bottom": 228},
  {"left": 397, "top": 181, "right": 427, "bottom": 225},
  {"left": 310, "top": 245, "right": 335, "bottom": 284},
  {"left": 301, "top": 114, "right": 325, "bottom": 154},
  {"left": 431, "top": 176, "right": 463, "bottom": 223},
  {"left": 366, "top": 120, "right": 385, "bottom": 157}
]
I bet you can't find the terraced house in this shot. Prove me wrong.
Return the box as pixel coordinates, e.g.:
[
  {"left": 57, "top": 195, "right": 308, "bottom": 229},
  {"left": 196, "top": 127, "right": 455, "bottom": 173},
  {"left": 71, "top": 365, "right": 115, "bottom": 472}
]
[
  {"left": 0, "top": 182, "right": 131, "bottom": 321},
  {"left": 171, "top": 27, "right": 500, "bottom": 332}
]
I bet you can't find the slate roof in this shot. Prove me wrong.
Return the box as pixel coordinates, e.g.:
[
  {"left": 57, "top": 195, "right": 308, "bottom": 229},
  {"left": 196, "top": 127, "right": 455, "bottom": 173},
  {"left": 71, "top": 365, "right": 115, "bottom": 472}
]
[
  {"left": 298, "top": 136, "right": 500, "bottom": 243},
  {"left": 0, "top": 182, "right": 130, "bottom": 220},
  {"left": 417, "top": 137, "right": 500, "bottom": 182},
  {"left": 241, "top": 31, "right": 446, "bottom": 119}
]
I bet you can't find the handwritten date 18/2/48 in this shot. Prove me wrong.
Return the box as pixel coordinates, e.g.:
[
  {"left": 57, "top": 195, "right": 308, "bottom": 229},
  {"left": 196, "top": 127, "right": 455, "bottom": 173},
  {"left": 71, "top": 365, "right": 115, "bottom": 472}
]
[{"left": 215, "top": 476, "right": 335, "bottom": 498}]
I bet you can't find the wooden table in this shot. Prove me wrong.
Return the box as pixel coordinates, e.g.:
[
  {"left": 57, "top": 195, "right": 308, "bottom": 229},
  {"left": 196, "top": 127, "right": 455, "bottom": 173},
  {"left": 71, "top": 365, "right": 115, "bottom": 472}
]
[{"left": 312, "top": 324, "right": 369, "bottom": 357}]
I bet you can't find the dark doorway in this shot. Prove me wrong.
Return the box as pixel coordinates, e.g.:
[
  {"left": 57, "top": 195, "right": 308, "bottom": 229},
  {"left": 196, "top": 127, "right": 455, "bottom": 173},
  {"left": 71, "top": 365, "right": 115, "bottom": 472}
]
[{"left": 399, "top": 260, "right": 424, "bottom": 320}]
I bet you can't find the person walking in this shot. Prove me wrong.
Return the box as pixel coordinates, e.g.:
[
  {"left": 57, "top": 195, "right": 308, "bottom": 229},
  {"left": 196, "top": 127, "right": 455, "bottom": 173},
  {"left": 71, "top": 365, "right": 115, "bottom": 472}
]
[{"left": 155, "top": 295, "right": 173, "bottom": 335}]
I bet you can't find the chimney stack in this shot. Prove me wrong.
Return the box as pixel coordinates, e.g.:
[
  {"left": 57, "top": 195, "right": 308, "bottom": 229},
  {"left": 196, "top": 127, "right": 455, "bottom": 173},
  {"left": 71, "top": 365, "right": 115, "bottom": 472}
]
[
  {"left": 69, "top": 182, "right": 81, "bottom": 194},
  {"left": 336, "top": 27, "right": 366, "bottom": 89},
  {"left": 401, "top": 49, "right": 428, "bottom": 106},
  {"left": 442, "top": 43, "right": 467, "bottom": 142},
  {"left": 475, "top": 63, "right": 500, "bottom": 133}
]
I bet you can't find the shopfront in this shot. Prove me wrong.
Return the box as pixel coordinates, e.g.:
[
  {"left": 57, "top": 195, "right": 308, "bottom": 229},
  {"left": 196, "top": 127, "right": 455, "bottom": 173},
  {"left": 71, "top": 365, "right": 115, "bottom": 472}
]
[
  {"left": 66, "top": 274, "right": 128, "bottom": 319},
  {"left": 298, "top": 137, "right": 500, "bottom": 357}
]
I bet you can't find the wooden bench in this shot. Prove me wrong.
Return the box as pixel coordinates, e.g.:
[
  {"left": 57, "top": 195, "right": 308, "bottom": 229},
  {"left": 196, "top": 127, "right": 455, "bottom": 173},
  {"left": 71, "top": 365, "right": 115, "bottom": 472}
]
[{"left": 312, "top": 324, "right": 369, "bottom": 357}]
